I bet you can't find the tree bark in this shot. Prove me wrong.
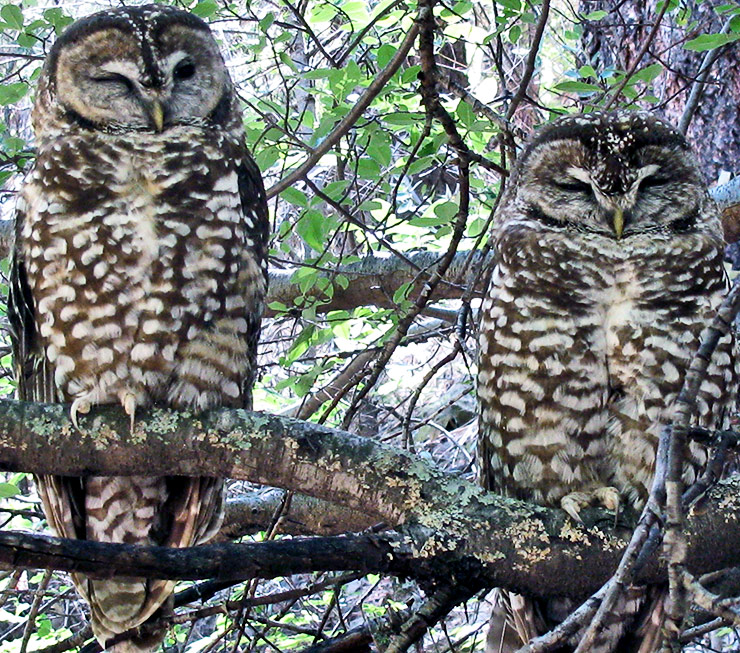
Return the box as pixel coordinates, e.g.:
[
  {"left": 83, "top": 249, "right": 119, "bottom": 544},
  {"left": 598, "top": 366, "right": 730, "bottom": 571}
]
[
  {"left": 578, "top": 0, "right": 740, "bottom": 181},
  {"left": 2, "top": 400, "right": 740, "bottom": 601}
]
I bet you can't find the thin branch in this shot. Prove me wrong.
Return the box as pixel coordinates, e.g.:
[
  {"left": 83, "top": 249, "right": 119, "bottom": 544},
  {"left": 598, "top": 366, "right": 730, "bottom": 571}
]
[
  {"left": 266, "top": 7, "right": 427, "bottom": 198},
  {"left": 504, "top": 0, "right": 551, "bottom": 121},
  {"left": 603, "top": 1, "right": 671, "bottom": 110},
  {"left": 678, "top": 18, "right": 734, "bottom": 134},
  {"left": 663, "top": 276, "right": 740, "bottom": 644}
]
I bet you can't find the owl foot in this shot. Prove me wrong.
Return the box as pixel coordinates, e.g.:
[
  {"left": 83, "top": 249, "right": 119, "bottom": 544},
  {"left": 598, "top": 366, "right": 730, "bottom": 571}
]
[
  {"left": 560, "top": 487, "right": 620, "bottom": 523},
  {"left": 121, "top": 392, "right": 137, "bottom": 434},
  {"left": 70, "top": 397, "right": 91, "bottom": 431}
]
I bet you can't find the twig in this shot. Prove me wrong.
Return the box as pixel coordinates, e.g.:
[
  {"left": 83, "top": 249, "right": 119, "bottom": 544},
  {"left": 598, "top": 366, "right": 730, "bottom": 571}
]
[
  {"left": 504, "top": 0, "right": 551, "bottom": 121},
  {"left": 517, "top": 585, "right": 609, "bottom": 653},
  {"left": 19, "top": 570, "right": 52, "bottom": 653},
  {"left": 267, "top": 7, "right": 426, "bottom": 198},
  {"left": 573, "top": 426, "right": 669, "bottom": 652},
  {"left": 663, "top": 276, "right": 740, "bottom": 645},
  {"left": 678, "top": 17, "right": 733, "bottom": 134},
  {"left": 337, "top": 0, "right": 474, "bottom": 428},
  {"left": 384, "top": 584, "right": 480, "bottom": 653},
  {"left": 603, "top": 1, "right": 671, "bottom": 110}
]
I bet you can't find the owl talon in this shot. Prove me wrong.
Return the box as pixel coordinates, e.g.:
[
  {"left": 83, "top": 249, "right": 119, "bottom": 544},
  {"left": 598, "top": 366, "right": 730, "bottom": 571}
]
[
  {"left": 561, "top": 487, "right": 621, "bottom": 523},
  {"left": 561, "top": 492, "right": 588, "bottom": 523},
  {"left": 121, "top": 393, "right": 137, "bottom": 434},
  {"left": 70, "top": 398, "right": 91, "bottom": 431}
]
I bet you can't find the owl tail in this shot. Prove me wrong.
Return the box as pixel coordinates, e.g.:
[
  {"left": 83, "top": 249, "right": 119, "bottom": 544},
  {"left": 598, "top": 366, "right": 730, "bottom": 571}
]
[
  {"left": 87, "top": 578, "right": 175, "bottom": 651},
  {"left": 486, "top": 586, "right": 662, "bottom": 653},
  {"left": 34, "top": 474, "right": 224, "bottom": 651}
]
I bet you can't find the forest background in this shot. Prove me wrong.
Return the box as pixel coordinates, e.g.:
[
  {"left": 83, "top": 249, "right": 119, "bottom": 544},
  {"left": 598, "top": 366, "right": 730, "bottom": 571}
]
[{"left": 0, "top": 0, "right": 739, "bottom": 651}]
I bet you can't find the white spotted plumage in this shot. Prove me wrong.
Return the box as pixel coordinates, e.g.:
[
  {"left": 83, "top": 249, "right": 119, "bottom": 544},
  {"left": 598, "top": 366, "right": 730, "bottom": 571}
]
[
  {"left": 479, "top": 111, "right": 736, "bottom": 651},
  {"left": 9, "top": 5, "right": 268, "bottom": 651}
]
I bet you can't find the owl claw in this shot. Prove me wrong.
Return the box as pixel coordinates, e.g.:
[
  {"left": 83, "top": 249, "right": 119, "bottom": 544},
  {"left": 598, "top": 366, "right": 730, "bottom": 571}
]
[
  {"left": 70, "top": 398, "right": 91, "bottom": 431},
  {"left": 121, "top": 392, "right": 137, "bottom": 434},
  {"left": 561, "top": 486, "right": 621, "bottom": 524}
]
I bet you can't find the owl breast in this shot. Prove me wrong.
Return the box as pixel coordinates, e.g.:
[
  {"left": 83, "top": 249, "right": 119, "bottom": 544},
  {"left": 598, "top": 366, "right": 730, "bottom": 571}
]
[
  {"left": 20, "top": 126, "right": 254, "bottom": 412},
  {"left": 480, "top": 219, "right": 731, "bottom": 507}
]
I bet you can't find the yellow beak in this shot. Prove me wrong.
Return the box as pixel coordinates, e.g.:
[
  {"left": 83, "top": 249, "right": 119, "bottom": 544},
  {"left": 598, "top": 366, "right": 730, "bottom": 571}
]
[
  {"left": 150, "top": 100, "right": 164, "bottom": 132},
  {"left": 613, "top": 207, "right": 624, "bottom": 239}
]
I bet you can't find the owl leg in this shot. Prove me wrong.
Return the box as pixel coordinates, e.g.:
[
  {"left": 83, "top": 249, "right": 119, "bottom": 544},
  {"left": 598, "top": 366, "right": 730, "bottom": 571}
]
[
  {"left": 70, "top": 396, "right": 91, "bottom": 431},
  {"left": 560, "top": 486, "right": 620, "bottom": 523}
]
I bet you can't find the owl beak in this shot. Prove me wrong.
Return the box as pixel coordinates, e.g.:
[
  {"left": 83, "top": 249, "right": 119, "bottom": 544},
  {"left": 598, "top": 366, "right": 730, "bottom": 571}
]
[
  {"left": 613, "top": 207, "right": 624, "bottom": 239},
  {"left": 149, "top": 100, "right": 165, "bottom": 132}
]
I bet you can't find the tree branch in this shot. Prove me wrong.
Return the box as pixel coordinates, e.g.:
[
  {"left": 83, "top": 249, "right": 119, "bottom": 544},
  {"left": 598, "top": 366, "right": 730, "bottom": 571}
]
[{"left": 3, "top": 400, "right": 740, "bottom": 601}]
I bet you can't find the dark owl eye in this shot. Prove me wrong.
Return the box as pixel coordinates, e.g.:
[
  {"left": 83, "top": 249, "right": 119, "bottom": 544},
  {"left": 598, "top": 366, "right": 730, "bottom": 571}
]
[
  {"left": 639, "top": 176, "right": 669, "bottom": 190},
  {"left": 552, "top": 179, "right": 591, "bottom": 193},
  {"left": 174, "top": 60, "right": 196, "bottom": 81}
]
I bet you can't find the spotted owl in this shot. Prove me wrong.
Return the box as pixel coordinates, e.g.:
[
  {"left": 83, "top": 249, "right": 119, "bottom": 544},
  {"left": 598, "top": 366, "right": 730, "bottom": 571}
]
[
  {"left": 8, "top": 6, "right": 268, "bottom": 651},
  {"left": 477, "top": 111, "right": 736, "bottom": 651}
]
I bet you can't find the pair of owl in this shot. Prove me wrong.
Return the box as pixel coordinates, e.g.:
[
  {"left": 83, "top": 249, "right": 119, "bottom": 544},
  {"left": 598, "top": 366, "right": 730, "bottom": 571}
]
[{"left": 9, "top": 4, "right": 733, "bottom": 652}]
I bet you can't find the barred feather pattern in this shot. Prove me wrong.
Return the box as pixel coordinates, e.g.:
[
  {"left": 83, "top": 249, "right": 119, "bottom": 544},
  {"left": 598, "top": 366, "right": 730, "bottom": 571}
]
[
  {"left": 8, "top": 6, "right": 268, "bottom": 651},
  {"left": 477, "top": 111, "right": 737, "bottom": 652}
]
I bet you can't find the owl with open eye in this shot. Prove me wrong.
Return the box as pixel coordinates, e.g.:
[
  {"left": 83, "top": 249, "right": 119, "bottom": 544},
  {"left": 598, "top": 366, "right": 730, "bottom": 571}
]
[
  {"left": 8, "top": 5, "right": 268, "bottom": 651},
  {"left": 478, "top": 111, "right": 736, "bottom": 651}
]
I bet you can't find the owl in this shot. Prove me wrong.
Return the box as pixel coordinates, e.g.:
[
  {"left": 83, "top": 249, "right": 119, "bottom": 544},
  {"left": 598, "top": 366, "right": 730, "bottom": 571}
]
[
  {"left": 478, "top": 111, "right": 736, "bottom": 651},
  {"left": 7, "top": 5, "right": 268, "bottom": 651}
]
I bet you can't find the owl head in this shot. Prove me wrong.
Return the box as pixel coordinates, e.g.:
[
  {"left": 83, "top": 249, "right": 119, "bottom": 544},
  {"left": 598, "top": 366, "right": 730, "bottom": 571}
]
[
  {"left": 507, "top": 111, "right": 710, "bottom": 239},
  {"left": 33, "top": 5, "right": 237, "bottom": 141}
]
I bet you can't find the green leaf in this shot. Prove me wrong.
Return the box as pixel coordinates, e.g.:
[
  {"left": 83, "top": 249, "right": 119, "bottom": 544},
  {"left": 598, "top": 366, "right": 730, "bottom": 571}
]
[
  {"left": 377, "top": 44, "right": 397, "bottom": 68},
  {"left": 296, "top": 209, "right": 330, "bottom": 252},
  {"left": 401, "top": 65, "right": 422, "bottom": 84},
  {"left": 281, "top": 187, "right": 309, "bottom": 208},
  {"left": 554, "top": 80, "right": 601, "bottom": 93},
  {"left": 302, "top": 68, "right": 333, "bottom": 80},
  {"left": 508, "top": 24, "right": 521, "bottom": 43},
  {"left": 253, "top": 145, "right": 279, "bottom": 171},
  {"left": 583, "top": 9, "right": 607, "bottom": 20},
  {"left": 43, "top": 8, "right": 73, "bottom": 34},
  {"left": 434, "top": 201, "right": 458, "bottom": 221},
  {"left": 259, "top": 12, "right": 275, "bottom": 32},
  {"left": 455, "top": 99, "right": 475, "bottom": 127},
  {"left": 631, "top": 63, "right": 663, "bottom": 83},
  {"left": 684, "top": 33, "right": 740, "bottom": 51},
  {"left": 191, "top": 0, "right": 218, "bottom": 18},
  {"left": 578, "top": 65, "right": 596, "bottom": 78},
  {"left": 0, "top": 83, "right": 28, "bottom": 105},
  {"left": 279, "top": 52, "right": 298, "bottom": 72},
  {"left": 366, "top": 134, "right": 391, "bottom": 167},
  {"left": 393, "top": 282, "right": 413, "bottom": 304},
  {"left": 383, "top": 112, "right": 419, "bottom": 126},
  {"left": 1, "top": 5, "right": 23, "bottom": 31},
  {"left": 322, "top": 180, "right": 350, "bottom": 200},
  {"left": 0, "top": 483, "right": 18, "bottom": 498},
  {"left": 356, "top": 157, "right": 380, "bottom": 180}
]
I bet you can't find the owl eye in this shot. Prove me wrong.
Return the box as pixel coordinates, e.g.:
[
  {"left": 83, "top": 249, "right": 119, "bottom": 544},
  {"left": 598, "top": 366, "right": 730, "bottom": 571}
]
[
  {"left": 552, "top": 179, "right": 591, "bottom": 193},
  {"left": 92, "top": 73, "right": 134, "bottom": 92},
  {"left": 174, "top": 60, "right": 196, "bottom": 81},
  {"left": 639, "top": 176, "right": 669, "bottom": 190}
]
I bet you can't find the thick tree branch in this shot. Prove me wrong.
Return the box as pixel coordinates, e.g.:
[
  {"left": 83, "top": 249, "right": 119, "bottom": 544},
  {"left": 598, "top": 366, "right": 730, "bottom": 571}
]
[
  {"left": 2, "top": 401, "right": 740, "bottom": 601},
  {"left": 266, "top": 249, "right": 489, "bottom": 316}
]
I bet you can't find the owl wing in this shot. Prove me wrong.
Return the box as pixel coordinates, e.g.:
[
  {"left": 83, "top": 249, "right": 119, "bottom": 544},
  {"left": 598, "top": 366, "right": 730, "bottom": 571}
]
[
  {"left": 9, "top": 202, "right": 93, "bottom": 610},
  {"left": 235, "top": 143, "right": 269, "bottom": 411}
]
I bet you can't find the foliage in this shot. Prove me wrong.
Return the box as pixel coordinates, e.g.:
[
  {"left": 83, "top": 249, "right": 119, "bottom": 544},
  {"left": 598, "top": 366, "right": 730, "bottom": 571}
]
[{"left": 0, "top": 0, "right": 737, "bottom": 650}]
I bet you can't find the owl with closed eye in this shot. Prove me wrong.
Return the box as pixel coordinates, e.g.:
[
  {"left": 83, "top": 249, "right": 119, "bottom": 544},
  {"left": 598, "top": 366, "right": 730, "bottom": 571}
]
[
  {"left": 478, "top": 111, "right": 736, "bottom": 651},
  {"left": 8, "top": 5, "right": 268, "bottom": 651}
]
